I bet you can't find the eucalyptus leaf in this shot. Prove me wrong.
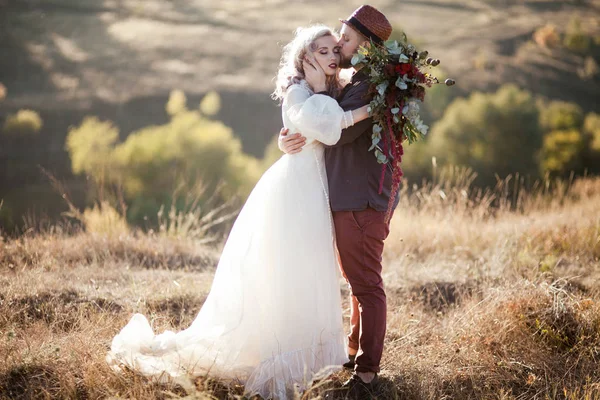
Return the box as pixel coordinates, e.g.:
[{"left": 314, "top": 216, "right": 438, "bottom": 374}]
[
  {"left": 384, "top": 40, "right": 398, "bottom": 50},
  {"left": 376, "top": 82, "right": 389, "bottom": 96},
  {"left": 391, "top": 108, "right": 400, "bottom": 114},
  {"left": 395, "top": 78, "right": 407, "bottom": 90},
  {"left": 376, "top": 150, "right": 388, "bottom": 164},
  {"left": 373, "top": 124, "right": 383, "bottom": 134},
  {"left": 369, "top": 136, "right": 381, "bottom": 151}
]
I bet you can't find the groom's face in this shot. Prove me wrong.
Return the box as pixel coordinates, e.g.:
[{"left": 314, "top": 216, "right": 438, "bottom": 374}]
[{"left": 337, "top": 24, "right": 367, "bottom": 69}]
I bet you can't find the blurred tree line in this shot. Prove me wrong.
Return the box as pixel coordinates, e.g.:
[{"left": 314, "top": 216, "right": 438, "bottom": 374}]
[
  {"left": 64, "top": 90, "right": 280, "bottom": 226},
  {"left": 1, "top": 82, "right": 599, "bottom": 231},
  {"left": 1, "top": 8, "right": 599, "bottom": 231},
  {"left": 402, "top": 84, "right": 600, "bottom": 185}
]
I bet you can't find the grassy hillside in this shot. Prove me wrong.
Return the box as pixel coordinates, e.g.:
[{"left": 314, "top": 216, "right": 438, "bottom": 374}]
[{"left": 1, "top": 174, "right": 599, "bottom": 399}]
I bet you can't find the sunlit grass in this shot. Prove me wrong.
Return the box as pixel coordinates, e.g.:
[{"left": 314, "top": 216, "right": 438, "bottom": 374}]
[{"left": 1, "top": 174, "right": 599, "bottom": 399}]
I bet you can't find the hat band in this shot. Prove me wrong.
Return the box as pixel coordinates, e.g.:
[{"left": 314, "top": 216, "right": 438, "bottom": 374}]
[{"left": 347, "top": 16, "right": 384, "bottom": 45}]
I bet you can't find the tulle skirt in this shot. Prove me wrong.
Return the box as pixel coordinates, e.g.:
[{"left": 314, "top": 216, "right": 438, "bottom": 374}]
[{"left": 107, "top": 144, "right": 347, "bottom": 399}]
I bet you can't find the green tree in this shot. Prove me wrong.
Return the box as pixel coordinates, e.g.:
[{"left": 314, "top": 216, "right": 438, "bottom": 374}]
[
  {"left": 66, "top": 91, "right": 261, "bottom": 225},
  {"left": 563, "top": 16, "right": 591, "bottom": 54},
  {"left": 2, "top": 110, "right": 43, "bottom": 135},
  {"left": 200, "top": 91, "right": 221, "bottom": 117},
  {"left": 539, "top": 100, "right": 584, "bottom": 131},
  {"left": 65, "top": 117, "right": 119, "bottom": 179},
  {"left": 582, "top": 112, "right": 600, "bottom": 173},
  {"left": 540, "top": 129, "right": 585, "bottom": 175},
  {"left": 538, "top": 103, "right": 598, "bottom": 177},
  {"left": 428, "top": 84, "right": 542, "bottom": 186}
]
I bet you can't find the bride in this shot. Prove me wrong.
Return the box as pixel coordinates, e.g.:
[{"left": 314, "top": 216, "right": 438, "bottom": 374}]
[{"left": 108, "top": 25, "right": 370, "bottom": 399}]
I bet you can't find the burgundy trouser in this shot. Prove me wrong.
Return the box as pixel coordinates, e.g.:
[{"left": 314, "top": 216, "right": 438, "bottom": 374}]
[{"left": 333, "top": 208, "right": 390, "bottom": 374}]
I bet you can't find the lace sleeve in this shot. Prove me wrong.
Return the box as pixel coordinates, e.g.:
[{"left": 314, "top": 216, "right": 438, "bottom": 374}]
[{"left": 283, "top": 85, "right": 354, "bottom": 146}]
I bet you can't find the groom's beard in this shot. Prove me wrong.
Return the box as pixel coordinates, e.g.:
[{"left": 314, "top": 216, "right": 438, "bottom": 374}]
[
  {"left": 339, "top": 55, "right": 353, "bottom": 69},
  {"left": 339, "top": 44, "right": 360, "bottom": 69}
]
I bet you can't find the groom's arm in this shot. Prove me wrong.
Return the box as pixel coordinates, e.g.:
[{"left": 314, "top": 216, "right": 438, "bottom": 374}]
[{"left": 323, "top": 81, "right": 373, "bottom": 148}]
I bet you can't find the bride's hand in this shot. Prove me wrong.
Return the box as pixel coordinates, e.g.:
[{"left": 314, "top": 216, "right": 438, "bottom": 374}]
[{"left": 302, "top": 54, "right": 327, "bottom": 93}]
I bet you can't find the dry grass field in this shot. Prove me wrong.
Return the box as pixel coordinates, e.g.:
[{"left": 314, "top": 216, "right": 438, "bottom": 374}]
[{"left": 1, "top": 171, "right": 599, "bottom": 399}]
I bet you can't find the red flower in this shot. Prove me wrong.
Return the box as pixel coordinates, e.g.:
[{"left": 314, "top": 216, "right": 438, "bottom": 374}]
[{"left": 395, "top": 63, "right": 412, "bottom": 76}]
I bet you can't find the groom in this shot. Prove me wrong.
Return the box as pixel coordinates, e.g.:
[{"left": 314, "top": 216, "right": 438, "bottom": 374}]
[{"left": 279, "top": 5, "right": 397, "bottom": 397}]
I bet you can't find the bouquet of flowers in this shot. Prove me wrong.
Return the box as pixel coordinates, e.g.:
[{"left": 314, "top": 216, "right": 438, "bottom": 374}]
[{"left": 351, "top": 34, "right": 455, "bottom": 220}]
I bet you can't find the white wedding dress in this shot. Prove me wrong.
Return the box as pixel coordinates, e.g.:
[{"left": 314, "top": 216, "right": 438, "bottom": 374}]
[{"left": 108, "top": 81, "right": 355, "bottom": 399}]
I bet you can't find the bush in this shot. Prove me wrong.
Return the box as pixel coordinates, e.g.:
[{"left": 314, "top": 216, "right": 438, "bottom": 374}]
[
  {"left": 66, "top": 91, "right": 261, "bottom": 226},
  {"left": 539, "top": 100, "right": 584, "bottom": 132},
  {"left": 539, "top": 111, "right": 600, "bottom": 176},
  {"left": 563, "top": 16, "right": 592, "bottom": 54},
  {"left": 428, "top": 84, "right": 542, "bottom": 186},
  {"left": 540, "top": 129, "right": 585, "bottom": 176},
  {"left": 112, "top": 95, "right": 260, "bottom": 200},
  {"left": 583, "top": 112, "right": 600, "bottom": 173},
  {"left": 65, "top": 117, "right": 119, "bottom": 179},
  {"left": 584, "top": 112, "right": 600, "bottom": 152},
  {"left": 578, "top": 56, "right": 600, "bottom": 80},
  {"left": 199, "top": 91, "right": 221, "bottom": 117},
  {"left": 81, "top": 201, "right": 129, "bottom": 236},
  {"left": 2, "top": 110, "right": 43, "bottom": 135}
]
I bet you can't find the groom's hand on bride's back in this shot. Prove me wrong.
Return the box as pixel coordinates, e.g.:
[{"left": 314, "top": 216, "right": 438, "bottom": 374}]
[{"left": 278, "top": 128, "right": 306, "bottom": 154}]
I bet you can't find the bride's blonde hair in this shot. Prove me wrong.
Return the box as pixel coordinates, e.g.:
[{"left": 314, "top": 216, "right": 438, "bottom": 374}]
[{"left": 272, "top": 25, "right": 341, "bottom": 102}]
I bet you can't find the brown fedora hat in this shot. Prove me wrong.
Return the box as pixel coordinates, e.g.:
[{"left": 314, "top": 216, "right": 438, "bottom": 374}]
[{"left": 340, "top": 5, "right": 393, "bottom": 45}]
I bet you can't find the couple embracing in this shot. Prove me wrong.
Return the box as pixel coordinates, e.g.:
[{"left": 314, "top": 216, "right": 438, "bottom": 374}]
[{"left": 108, "top": 5, "right": 398, "bottom": 399}]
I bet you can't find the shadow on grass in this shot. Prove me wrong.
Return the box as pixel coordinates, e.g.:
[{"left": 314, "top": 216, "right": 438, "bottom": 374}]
[{"left": 0, "top": 289, "right": 123, "bottom": 331}]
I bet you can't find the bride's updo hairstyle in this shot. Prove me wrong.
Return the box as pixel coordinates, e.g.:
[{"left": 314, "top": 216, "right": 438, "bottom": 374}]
[{"left": 272, "top": 25, "right": 341, "bottom": 102}]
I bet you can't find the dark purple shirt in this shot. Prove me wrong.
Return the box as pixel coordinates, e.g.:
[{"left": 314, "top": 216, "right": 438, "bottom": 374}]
[{"left": 324, "top": 70, "right": 399, "bottom": 212}]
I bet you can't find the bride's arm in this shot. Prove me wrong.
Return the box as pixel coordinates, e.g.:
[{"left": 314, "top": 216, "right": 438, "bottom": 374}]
[
  {"left": 284, "top": 85, "right": 354, "bottom": 146},
  {"left": 341, "top": 105, "right": 370, "bottom": 129}
]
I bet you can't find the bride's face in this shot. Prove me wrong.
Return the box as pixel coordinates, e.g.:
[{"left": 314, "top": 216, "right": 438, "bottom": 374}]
[{"left": 310, "top": 35, "right": 341, "bottom": 76}]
